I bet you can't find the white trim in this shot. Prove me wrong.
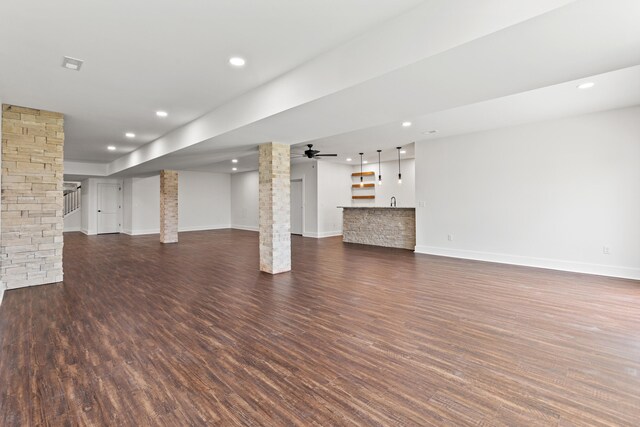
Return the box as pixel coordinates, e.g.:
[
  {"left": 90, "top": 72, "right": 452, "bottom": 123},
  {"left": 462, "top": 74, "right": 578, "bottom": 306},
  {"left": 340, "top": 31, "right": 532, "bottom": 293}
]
[
  {"left": 303, "top": 231, "right": 343, "bottom": 238},
  {"left": 414, "top": 245, "right": 640, "bottom": 280},
  {"left": 0, "top": 286, "right": 5, "bottom": 307},
  {"left": 63, "top": 227, "right": 82, "bottom": 232},
  {"left": 178, "top": 224, "right": 230, "bottom": 232},
  {"left": 231, "top": 225, "right": 259, "bottom": 232},
  {"left": 123, "top": 228, "right": 159, "bottom": 236},
  {"left": 123, "top": 225, "right": 232, "bottom": 236},
  {"left": 80, "top": 228, "right": 95, "bottom": 235}
]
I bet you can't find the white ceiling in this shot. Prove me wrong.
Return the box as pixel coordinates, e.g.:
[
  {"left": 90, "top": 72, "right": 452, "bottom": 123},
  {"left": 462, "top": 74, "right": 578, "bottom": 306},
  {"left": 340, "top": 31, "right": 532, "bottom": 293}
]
[
  {"left": 0, "top": 0, "right": 423, "bottom": 160},
  {"left": 2, "top": 0, "right": 640, "bottom": 179},
  {"left": 181, "top": 65, "right": 640, "bottom": 175}
]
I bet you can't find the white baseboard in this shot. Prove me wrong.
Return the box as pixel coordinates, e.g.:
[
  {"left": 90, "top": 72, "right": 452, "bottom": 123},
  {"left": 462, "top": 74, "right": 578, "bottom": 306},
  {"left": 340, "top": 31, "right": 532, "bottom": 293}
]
[
  {"left": 179, "top": 224, "right": 230, "bottom": 232},
  {"left": 0, "top": 286, "right": 5, "bottom": 307},
  {"left": 63, "top": 227, "right": 82, "bottom": 232},
  {"left": 231, "top": 225, "right": 259, "bottom": 232},
  {"left": 414, "top": 245, "right": 640, "bottom": 280},
  {"left": 303, "top": 231, "right": 343, "bottom": 238},
  {"left": 80, "top": 228, "right": 96, "bottom": 235},
  {"left": 123, "top": 225, "right": 231, "bottom": 236}
]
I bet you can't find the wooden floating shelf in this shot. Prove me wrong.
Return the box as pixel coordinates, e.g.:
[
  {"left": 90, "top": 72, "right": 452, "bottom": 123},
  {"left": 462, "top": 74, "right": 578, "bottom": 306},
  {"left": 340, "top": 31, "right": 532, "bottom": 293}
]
[
  {"left": 352, "top": 183, "right": 375, "bottom": 188},
  {"left": 351, "top": 171, "right": 375, "bottom": 177},
  {"left": 352, "top": 195, "right": 375, "bottom": 200}
]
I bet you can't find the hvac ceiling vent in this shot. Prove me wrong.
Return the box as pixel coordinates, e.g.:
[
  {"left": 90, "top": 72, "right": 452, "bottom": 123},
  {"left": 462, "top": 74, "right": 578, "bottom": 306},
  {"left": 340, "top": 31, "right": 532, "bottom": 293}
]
[{"left": 62, "top": 56, "right": 84, "bottom": 71}]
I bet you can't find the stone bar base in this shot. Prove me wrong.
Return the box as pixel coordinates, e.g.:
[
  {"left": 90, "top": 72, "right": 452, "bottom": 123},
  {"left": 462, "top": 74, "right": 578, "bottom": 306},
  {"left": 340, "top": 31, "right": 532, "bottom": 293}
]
[
  {"left": 342, "top": 207, "right": 415, "bottom": 250},
  {"left": 258, "top": 142, "right": 291, "bottom": 274}
]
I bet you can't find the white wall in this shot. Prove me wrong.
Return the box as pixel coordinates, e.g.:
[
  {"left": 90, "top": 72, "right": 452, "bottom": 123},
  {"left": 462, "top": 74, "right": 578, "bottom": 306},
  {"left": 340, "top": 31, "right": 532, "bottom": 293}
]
[
  {"left": 81, "top": 178, "right": 123, "bottom": 235},
  {"left": 230, "top": 170, "right": 259, "bottom": 231},
  {"left": 122, "top": 171, "right": 230, "bottom": 235},
  {"left": 415, "top": 106, "right": 640, "bottom": 280},
  {"left": 230, "top": 161, "right": 326, "bottom": 237},
  {"left": 0, "top": 101, "right": 3, "bottom": 304},
  {"left": 352, "top": 159, "right": 415, "bottom": 207},
  {"left": 317, "top": 161, "right": 352, "bottom": 237},
  {"left": 63, "top": 210, "right": 82, "bottom": 232},
  {"left": 125, "top": 175, "right": 160, "bottom": 235},
  {"left": 179, "top": 171, "right": 230, "bottom": 231}
]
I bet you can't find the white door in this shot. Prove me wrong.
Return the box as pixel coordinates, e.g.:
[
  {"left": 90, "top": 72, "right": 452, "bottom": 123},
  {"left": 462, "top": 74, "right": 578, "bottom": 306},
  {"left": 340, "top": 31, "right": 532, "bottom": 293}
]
[
  {"left": 290, "top": 179, "right": 303, "bottom": 235},
  {"left": 97, "top": 183, "right": 121, "bottom": 234}
]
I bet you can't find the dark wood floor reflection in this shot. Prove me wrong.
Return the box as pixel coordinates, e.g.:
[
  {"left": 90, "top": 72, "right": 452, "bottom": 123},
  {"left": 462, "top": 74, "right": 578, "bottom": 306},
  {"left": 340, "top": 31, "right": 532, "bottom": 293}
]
[{"left": 1, "top": 230, "right": 639, "bottom": 425}]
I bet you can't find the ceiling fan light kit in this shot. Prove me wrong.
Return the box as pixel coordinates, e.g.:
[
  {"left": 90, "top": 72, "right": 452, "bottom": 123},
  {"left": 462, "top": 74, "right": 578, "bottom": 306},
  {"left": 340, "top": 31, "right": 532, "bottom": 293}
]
[{"left": 302, "top": 144, "right": 338, "bottom": 159}]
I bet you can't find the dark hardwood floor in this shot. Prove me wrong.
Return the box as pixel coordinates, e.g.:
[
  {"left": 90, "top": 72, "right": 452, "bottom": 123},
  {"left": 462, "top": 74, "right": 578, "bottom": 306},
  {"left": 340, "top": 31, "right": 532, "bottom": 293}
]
[{"left": 1, "top": 230, "right": 639, "bottom": 426}]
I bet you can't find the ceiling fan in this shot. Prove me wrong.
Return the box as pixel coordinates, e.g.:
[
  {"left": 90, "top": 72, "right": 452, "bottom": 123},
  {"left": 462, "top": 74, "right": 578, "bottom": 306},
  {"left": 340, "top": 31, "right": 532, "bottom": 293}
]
[{"left": 294, "top": 144, "right": 338, "bottom": 159}]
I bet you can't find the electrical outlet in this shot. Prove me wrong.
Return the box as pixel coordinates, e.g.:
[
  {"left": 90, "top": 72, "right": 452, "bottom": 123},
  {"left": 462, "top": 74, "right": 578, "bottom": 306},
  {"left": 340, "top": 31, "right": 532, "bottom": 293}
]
[
  {"left": 603, "top": 246, "right": 610, "bottom": 255},
  {"left": 448, "top": 234, "right": 453, "bottom": 242}
]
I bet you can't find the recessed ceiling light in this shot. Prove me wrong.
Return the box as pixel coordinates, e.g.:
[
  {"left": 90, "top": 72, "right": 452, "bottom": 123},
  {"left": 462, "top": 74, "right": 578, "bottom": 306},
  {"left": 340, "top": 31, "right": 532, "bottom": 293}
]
[
  {"left": 346, "top": 158, "right": 352, "bottom": 162},
  {"left": 107, "top": 146, "right": 116, "bottom": 151},
  {"left": 423, "top": 130, "right": 438, "bottom": 134},
  {"left": 363, "top": 160, "right": 368, "bottom": 164},
  {"left": 156, "top": 111, "right": 168, "bottom": 117},
  {"left": 402, "top": 121, "right": 412, "bottom": 127},
  {"left": 125, "top": 132, "right": 135, "bottom": 138},
  {"left": 232, "top": 167, "right": 238, "bottom": 171},
  {"left": 62, "top": 56, "right": 84, "bottom": 71},
  {"left": 229, "top": 57, "right": 246, "bottom": 67},
  {"left": 400, "top": 150, "right": 406, "bottom": 154},
  {"left": 231, "top": 159, "right": 238, "bottom": 163},
  {"left": 577, "top": 82, "right": 595, "bottom": 89}
]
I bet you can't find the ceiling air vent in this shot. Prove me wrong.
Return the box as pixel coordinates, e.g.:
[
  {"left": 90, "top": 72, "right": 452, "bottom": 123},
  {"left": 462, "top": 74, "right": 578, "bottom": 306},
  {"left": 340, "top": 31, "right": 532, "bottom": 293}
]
[{"left": 62, "top": 56, "right": 84, "bottom": 71}]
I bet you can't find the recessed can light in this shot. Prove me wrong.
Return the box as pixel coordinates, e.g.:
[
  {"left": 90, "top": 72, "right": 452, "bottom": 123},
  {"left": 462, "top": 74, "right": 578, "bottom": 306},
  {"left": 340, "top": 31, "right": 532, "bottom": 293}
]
[
  {"left": 346, "top": 158, "right": 352, "bottom": 162},
  {"left": 62, "top": 56, "right": 84, "bottom": 71},
  {"left": 423, "top": 130, "right": 438, "bottom": 134},
  {"left": 229, "top": 57, "right": 246, "bottom": 67},
  {"left": 125, "top": 132, "right": 135, "bottom": 138},
  {"left": 231, "top": 159, "right": 238, "bottom": 163},
  {"left": 156, "top": 111, "right": 168, "bottom": 117},
  {"left": 107, "top": 146, "right": 116, "bottom": 151},
  {"left": 577, "top": 82, "right": 595, "bottom": 89},
  {"left": 232, "top": 167, "right": 238, "bottom": 171},
  {"left": 402, "top": 121, "right": 412, "bottom": 127}
]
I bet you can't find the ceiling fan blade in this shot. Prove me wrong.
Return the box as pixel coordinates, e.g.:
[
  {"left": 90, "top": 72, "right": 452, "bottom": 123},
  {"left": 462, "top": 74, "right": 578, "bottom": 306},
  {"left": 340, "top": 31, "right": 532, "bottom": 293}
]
[{"left": 315, "top": 153, "right": 338, "bottom": 156}]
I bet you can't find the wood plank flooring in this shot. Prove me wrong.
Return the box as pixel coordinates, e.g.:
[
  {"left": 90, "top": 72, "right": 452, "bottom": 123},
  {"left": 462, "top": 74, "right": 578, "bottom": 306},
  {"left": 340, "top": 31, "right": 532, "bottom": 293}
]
[{"left": 1, "top": 229, "right": 639, "bottom": 426}]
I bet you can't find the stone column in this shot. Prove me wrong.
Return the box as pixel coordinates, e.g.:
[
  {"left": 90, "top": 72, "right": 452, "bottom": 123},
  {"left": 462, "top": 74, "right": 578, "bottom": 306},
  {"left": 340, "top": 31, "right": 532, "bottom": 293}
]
[
  {"left": 1, "top": 104, "right": 64, "bottom": 289},
  {"left": 258, "top": 143, "right": 291, "bottom": 274},
  {"left": 160, "top": 170, "right": 178, "bottom": 243}
]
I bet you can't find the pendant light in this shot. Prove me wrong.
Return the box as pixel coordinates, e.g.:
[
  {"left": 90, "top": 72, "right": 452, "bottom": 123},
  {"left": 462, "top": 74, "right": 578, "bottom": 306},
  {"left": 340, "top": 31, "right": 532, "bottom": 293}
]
[
  {"left": 397, "top": 147, "right": 402, "bottom": 184},
  {"left": 359, "top": 153, "right": 364, "bottom": 187},
  {"left": 377, "top": 150, "right": 382, "bottom": 185}
]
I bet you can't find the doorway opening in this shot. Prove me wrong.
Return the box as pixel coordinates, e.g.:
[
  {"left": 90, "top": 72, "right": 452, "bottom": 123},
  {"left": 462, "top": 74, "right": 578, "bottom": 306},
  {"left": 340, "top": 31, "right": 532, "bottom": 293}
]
[{"left": 290, "top": 179, "right": 303, "bottom": 235}]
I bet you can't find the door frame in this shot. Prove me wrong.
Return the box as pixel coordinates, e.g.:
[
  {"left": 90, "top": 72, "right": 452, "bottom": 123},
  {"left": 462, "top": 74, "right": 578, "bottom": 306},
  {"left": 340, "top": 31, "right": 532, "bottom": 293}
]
[
  {"left": 290, "top": 178, "right": 304, "bottom": 236},
  {"left": 97, "top": 182, "right": 123, "bottom": 234}
]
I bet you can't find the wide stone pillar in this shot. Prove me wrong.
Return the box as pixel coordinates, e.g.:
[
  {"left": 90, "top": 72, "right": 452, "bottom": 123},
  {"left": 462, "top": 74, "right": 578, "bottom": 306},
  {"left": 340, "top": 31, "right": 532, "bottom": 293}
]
[
  {"left": 160, "top": 170, "right": 178, "bottom": 243},
  {"left": 1, "top": 104, "right": 64, "bottom": 289},
  {"left": 258, "top": 143, "right": 291, "bottom": 274}
]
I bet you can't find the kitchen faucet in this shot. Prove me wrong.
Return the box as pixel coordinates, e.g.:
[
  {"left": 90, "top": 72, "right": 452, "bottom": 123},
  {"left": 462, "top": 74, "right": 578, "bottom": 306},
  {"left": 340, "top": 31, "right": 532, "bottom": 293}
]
[{"left": 390, "top": 196, "right": 396, "bottom": 207}]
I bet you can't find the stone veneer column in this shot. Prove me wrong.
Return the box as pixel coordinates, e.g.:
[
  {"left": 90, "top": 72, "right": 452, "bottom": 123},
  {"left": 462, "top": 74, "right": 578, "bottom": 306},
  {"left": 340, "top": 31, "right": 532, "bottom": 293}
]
[
  {"left": 258, "top": 143, "right": 291, "bottom": 274},
  {"left": 160, "top": 170, "right": 178, "bottom": 243},
  {"left": 1, "top": 104, "right": 64, "bottom": 289}
]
